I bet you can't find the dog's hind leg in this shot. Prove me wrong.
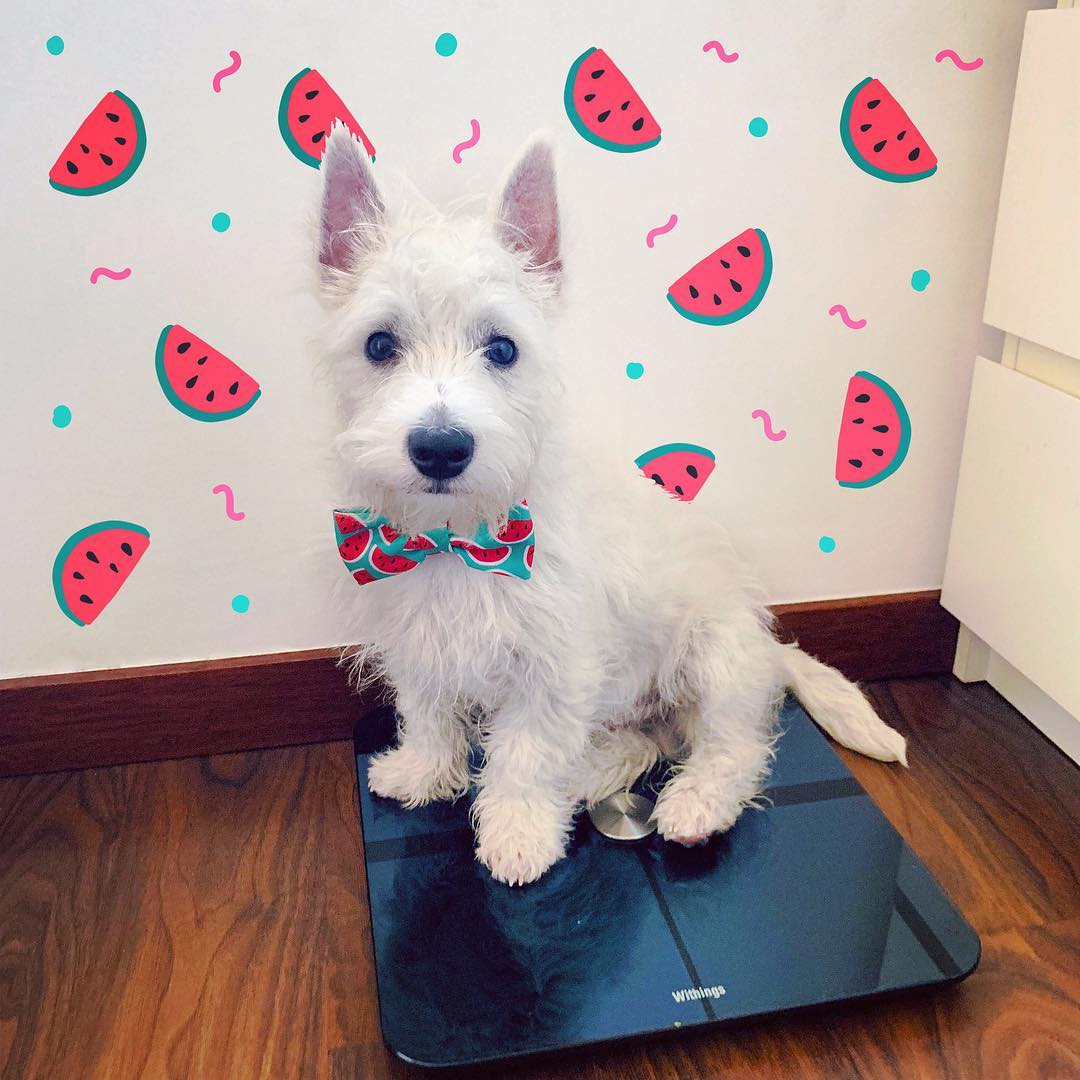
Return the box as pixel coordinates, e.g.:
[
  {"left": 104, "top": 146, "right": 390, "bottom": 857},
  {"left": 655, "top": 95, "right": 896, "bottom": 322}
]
[
  {"left": 579, "top": 726, "right": 662, "bottom": 807},
  {"left": 367, "top": 680, "right": 471, "bottom": 808},
  {"left": 652, "top": 617, "right": 782, "bottom": 845}
]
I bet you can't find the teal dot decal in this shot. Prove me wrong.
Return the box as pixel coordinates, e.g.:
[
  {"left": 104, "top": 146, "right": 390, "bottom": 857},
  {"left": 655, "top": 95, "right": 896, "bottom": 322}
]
[
  {"left": 435, "top": 32, "right": 458, "bottom": 57},
  {"left": 46, "top": 35, "right": 65, "bottom": 56},
  {"left": 625, "top": 362, "right": 645, "bottom": 380},
  {"left": 911, "top": 269, "right": 931, "bottom": 292},
  {"left": 748, "top": 117, "right": 768, "bottom": 138},
  {"left": 231, "top": 594, "right": 250, "bottom": 614},
  {"left": 52, "top": 404, "right": 72, "bottom": 428},
  {"left": 211, "top": 212, "right": 231, "bottom": 233},
  {"left": 818, "top": 536, "right": 837, "bottom": 554}
]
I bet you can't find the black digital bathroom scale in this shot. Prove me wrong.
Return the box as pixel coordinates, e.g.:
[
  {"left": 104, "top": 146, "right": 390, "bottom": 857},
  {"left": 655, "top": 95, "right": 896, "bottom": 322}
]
[{"left": 353, "top": 698, "right": 979, "bottom": 1069}]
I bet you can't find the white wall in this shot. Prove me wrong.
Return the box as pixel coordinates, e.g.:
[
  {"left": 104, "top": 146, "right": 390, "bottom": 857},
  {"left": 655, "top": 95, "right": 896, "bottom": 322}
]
[{"left": 0, "top": 0, "right": 1048, "bottom": 678}]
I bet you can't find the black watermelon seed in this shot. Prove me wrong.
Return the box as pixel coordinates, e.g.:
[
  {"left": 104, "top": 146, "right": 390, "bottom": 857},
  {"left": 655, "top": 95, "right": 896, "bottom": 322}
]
[
  {"left": 66, "top": 160, "right": 78, "bottom": 174},
  {"left": 713, "top": 294, "right": 722, "bottom": 306},
  {"left": 720, "top": 259, "right": 730, "bottom": 269},
  {"left": 312, "top": 130, "right": 325, "bottom": 144},
  {"left": 872, "top": 448, "right": 884, "bottom": 456},
  {"left": 80, "top": 143, "right": 89, "bottom": 153},
  {"left": 86, "top": 551, "right": 99, "bottom": 564},
  {"left": 121, "top": 542, "right": 133, "bottom": 556},
  {"left": 196, "top": 355, "right": 207, "bottom": 365},
  {"left": 105, "top": 111, "right": 120, "bottom": 122},
  {"left": 185, "top": 375, "right": 198, "bottom": 389},
  {"left": 854, "top": 393, "right": 871, "bottom": 403},
  {"left": 206, "top": 390, "right": 215, "bottom": 402},
  {"left": 590, "top": 69, "right": 605, "bottom": 79},
  {"left": 852, "top": 417, "right": 865, "bottom": 424},
  {"left": 729, "top": 278, "right": 743, "bottom": 293},
  {"left": 674, "top": 485, "right": 684, "bottom": 496},
  {"left": 908, "top": 147, "right": 920, "bottom": 162},
  {"left": 860, "top": 123, "right": 872, "bottom": 132},
  {"left": 873, "top": 139, "right": 887, "bottom": 153},
  {"left": 632, "top": 117, "right": 644, "bottom": 131},
  {"left": 305, "top": 89, "right": 319, "bottom": 99},
  {"left": 177, "top": 341, "right": 191, "bottom": 353},
  {"left": 100, "top": 153, "right": 113, "bottom": 166},
  {"left": 109, "top": 563, "right": 118, "bottom": 573},
  {"left": 621, "top": 100, "right": 630, "bottom": 110},
  {"left": 737, "top": 245, "right": 751, "bottom": 258},
  {"left": 686, "top": 464, "right": 699, "bottom": 478},
  {"left": 650, "top": 473, "right": 663, "bottom": 486},
  {"left": 229, "top": 381, "right": 239, "bottom": 395},
  {"left": 115, "top": 136, "right": 126, "bottom": 145},
  {"left": 873, "top": 424, "right": 889, "bottom": 432},
  {"left": 848, "top": 459, "right": 863, "bottom": 468},
  {"left": 688, "top": 285, "right": 699, "bottom": 299},
  {"left": 583, "top": 93, "right": 596, "bottom": 102},
  {"left": 897, "top": 129, "right": 907, "bottom": 141},
  {"left": 72, "top": 571, "right": 84, "bottom": 580},
  {"left": 298, "top": 113, "right": 310, "bottom": 123},
  {"left": 867, "top": 99, "right": 880, "bottom": 109},
  {"left": 597, "top": 110, "right": 611, "bottom": 123},
  {"left": 79, "top": 594, "right": 94, "bottom": 604}
]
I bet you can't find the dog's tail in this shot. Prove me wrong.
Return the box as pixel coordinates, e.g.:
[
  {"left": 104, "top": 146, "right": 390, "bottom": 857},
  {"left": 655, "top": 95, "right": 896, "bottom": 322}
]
[{"left": 779, "top": 644, "right": 908, "bottom": 765}]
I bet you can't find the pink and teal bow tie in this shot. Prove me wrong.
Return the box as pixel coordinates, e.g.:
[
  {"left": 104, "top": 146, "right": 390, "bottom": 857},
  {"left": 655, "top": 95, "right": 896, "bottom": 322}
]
[{"left": 333, "top": 503, "right": 535, "bottom": 586}]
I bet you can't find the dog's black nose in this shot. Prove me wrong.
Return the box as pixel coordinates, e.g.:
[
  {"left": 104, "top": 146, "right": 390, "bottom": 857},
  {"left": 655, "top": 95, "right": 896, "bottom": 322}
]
[{"left": 407, "top": 427, "right": 475, "bottom": 481}]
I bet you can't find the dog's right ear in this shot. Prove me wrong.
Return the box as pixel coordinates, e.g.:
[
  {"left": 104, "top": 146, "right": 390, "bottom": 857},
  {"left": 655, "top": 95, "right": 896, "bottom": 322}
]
[{"left": 317, "top": 124, "right": 384, "bottom": 293}]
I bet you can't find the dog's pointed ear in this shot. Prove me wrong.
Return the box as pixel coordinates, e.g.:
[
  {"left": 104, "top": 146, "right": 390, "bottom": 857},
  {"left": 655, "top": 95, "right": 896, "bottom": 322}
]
[
  {"left": 318, "top": 123, "right": 384, "bottom": 293},
  {"left": 493, "top": 134, "right": 562, "bottom": 289}
]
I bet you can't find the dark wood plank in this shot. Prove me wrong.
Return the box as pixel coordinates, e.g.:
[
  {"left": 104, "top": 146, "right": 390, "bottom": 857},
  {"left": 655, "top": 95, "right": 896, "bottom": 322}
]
[
  {"left": 0, "top": 742, "right": 375, "bottom": 1080},
  {"left": 772, "top": 590, "right": 959, "bottom": 684},
  {"left": 2, "top": 675, "right": 1076, "bottom": 1079},
  {"left": 845, "top": 678, "right": 1080, "bottom": 932},
  {"left": 0, "top": 593, "right": 956, "bottom": 778}
]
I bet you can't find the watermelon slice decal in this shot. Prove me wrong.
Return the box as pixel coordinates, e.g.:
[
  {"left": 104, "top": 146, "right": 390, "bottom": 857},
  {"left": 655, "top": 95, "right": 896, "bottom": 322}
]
[
  {"left": 278, "top": 68, "right": 375, "bottom": 168},
  {"left": 49, "top": 90, "right": 146, "bottom": 196},
  {"left": 52, "top": 521, "right": 150, "bottom": 626},
  {"left": 667, "top": 229, "right": 773, "bottom": 326},
  {"left": 840, "top": 78, "right": 938, "bottom": 183},
  {"left": 636, "top": 443, "right": 716, "bottom": 502},
  {"left": 155, "top": 324, "right": 261, "bottom": 422},
  {"left": 835, "top": 371, "right": 911, "bottom": 488},
  {"left": 564, "top": 47, "right": 661, "bottom": 153}
]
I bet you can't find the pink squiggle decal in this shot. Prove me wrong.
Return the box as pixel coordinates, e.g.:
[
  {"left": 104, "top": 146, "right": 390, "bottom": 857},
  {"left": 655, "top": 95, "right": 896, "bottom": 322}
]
[
  {"left": 934, "top": 49, "right": 983, "bottom": 72},
  {"left": 828, "top": 303, "right": 867, "bottom": 330},
  {"left": 645, "top": 214, "right": 678, "bottom": 248},
  {"left": 212, "top": 50, "right": 242, "bottom": 93},
  {"left": 452, "top": 119, "right": 481, "bottom": 164},
  {"left": 751, "top": 409, "right": 787, "bottom": 442},
  {"left": 702, "top": 40, "right": 739, "bottom": 63},
  {"left": 212, "top": 483, "right": 246, "bottom": 521},
  {"left": 89, "top": 266, "right": 131, "bottom": 284}
]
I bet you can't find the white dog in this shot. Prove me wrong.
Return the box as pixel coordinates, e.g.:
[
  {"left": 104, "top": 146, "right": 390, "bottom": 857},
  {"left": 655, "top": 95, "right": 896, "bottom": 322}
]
[{"left": 315, "top": 126, "right": 907, "bottom": 886}]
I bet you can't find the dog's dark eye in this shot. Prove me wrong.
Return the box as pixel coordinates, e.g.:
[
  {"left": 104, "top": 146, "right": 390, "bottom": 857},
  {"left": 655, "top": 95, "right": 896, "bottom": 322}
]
[
  {"left": 484, "top": 336, "right": 518, "bottom": 368},
  {"left": 365, "top": 331, "right": 398, "bottom": 364}
]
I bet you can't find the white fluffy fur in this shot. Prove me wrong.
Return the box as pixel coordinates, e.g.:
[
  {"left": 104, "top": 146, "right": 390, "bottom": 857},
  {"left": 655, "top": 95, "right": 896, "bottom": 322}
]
[{"left": 315, "top": 125, "right": 907, "bottom": 886}]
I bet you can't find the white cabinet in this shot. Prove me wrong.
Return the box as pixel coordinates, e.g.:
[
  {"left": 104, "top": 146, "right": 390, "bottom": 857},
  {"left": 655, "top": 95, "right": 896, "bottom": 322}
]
[{"left": 942, "top": 6, "right": 1080, "bottom": 762}]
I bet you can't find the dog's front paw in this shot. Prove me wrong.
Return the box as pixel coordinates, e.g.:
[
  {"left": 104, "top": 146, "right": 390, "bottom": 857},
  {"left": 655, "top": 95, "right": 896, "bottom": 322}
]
[
  {"left": 653, "top": 773, "right": 747, "bottom": 846},
  {"left": 367, "top": 743, "right": 468, "bottom": 808},
  {"left": 474, "top": 802, "right": 568, "bottom": 886}
]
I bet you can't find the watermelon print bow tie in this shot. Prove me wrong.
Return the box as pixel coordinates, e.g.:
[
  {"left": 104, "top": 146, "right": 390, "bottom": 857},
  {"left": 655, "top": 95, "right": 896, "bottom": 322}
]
[{"left": 333, "top": 503, "right": 536, "bottom": 586}]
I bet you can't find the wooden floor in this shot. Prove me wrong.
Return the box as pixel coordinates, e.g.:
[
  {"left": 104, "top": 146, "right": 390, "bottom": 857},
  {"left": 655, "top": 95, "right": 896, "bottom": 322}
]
[{"left": 0, "top": 676, "right": 1077, "bottom": 1080}]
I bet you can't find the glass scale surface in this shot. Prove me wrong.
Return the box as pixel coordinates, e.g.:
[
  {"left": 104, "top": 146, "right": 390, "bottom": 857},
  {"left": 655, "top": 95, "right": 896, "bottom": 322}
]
[{"left": 353, "top": 698, "right": 979, "bottom": 1069}]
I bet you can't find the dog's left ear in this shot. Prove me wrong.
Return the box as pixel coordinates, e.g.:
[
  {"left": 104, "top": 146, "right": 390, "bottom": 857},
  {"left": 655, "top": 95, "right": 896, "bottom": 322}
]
[{"left": 493, "top": 135, "right": 562, "bottom": 290}]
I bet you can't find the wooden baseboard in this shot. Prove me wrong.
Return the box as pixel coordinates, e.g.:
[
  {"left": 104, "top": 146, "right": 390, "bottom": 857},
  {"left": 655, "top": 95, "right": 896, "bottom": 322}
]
[
  {"left": 0, "top": 591, "right": 957, "bottom": 779},
  {"left": 771, "top": 589, "right": 959, "bottom": 684}
]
